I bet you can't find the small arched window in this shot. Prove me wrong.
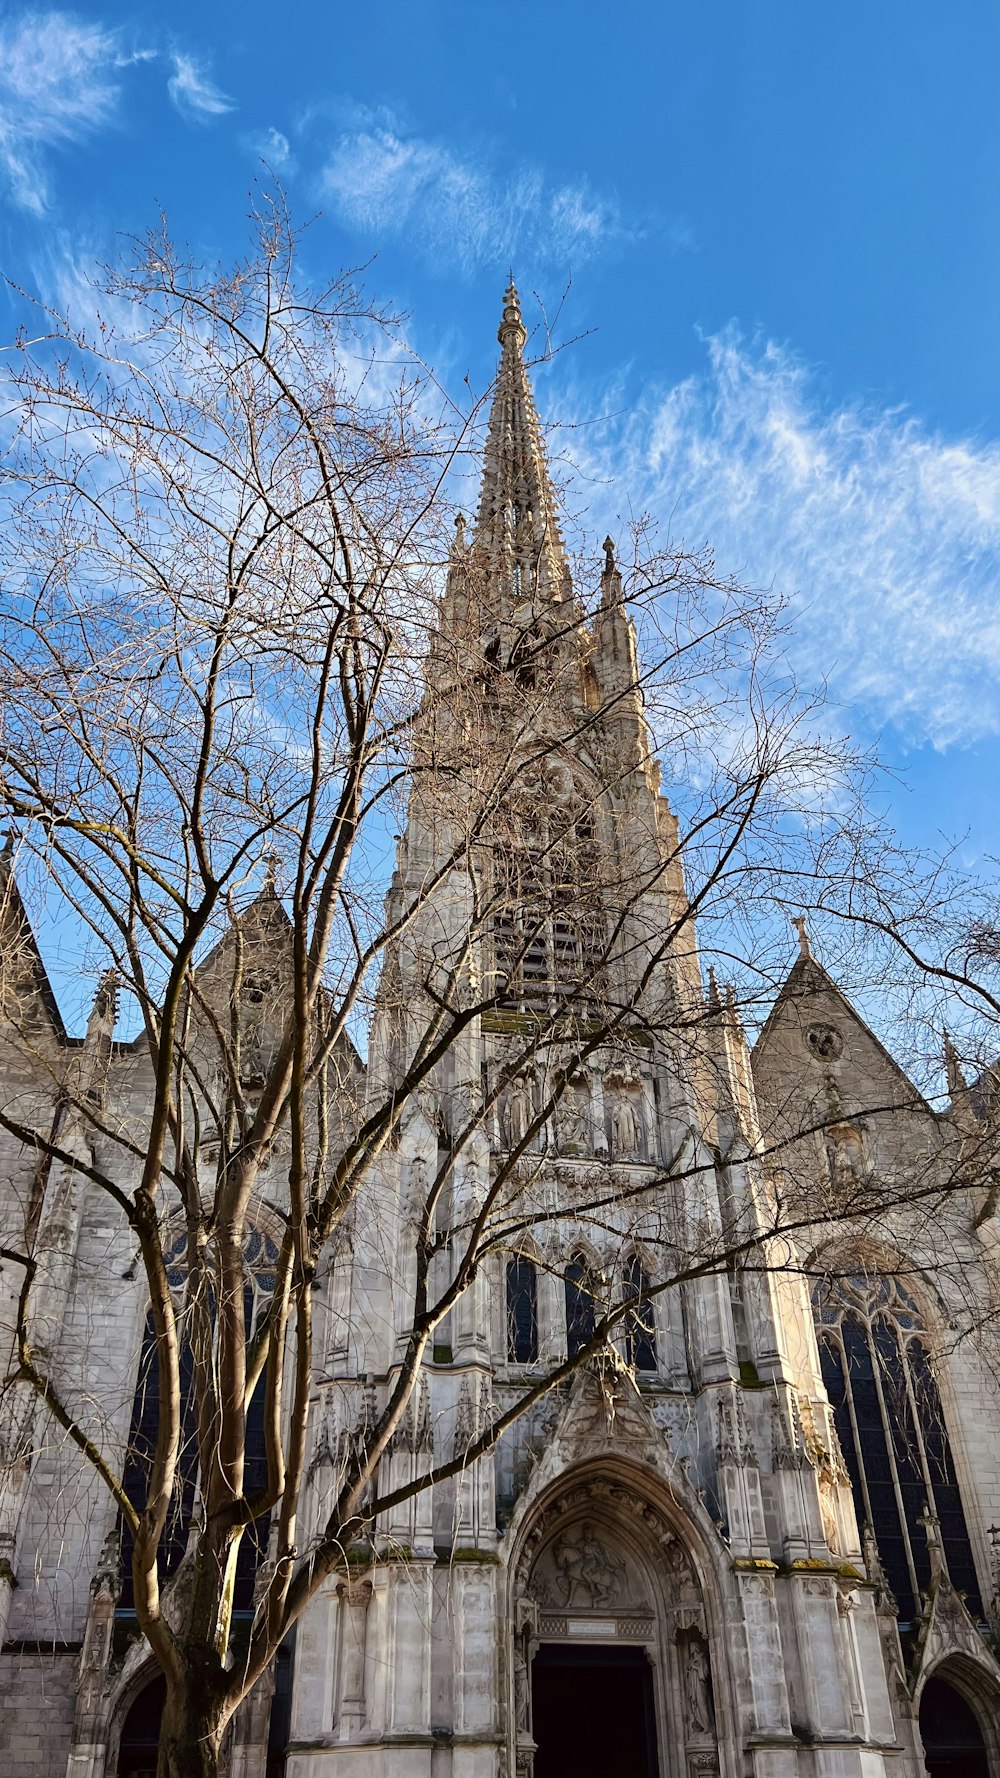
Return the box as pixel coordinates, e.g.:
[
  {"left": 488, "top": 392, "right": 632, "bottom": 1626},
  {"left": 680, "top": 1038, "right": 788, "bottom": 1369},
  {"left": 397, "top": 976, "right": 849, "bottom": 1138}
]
[
  {"left": 814, "top": 1271, "right": 981, "bottom": 1624},
  {"left": 565, "top": 1252, "right": 598, "bottom": 1359},
  {"left": 624, "top": 1256, "right": 657, "bottom": 1372},
  {"left": 506, "top": 1256, "right": 538, "bottom": 1363}
]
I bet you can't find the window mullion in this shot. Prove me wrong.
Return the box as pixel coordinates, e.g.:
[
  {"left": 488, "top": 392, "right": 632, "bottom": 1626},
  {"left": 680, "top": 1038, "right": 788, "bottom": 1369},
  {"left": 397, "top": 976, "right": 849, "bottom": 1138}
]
[
  {"left": 836, "top": 1333, "right": 875, "bottom": 1531},
  {"left": 866, "top": 1317, "right": 921, "bottom": 1610}
]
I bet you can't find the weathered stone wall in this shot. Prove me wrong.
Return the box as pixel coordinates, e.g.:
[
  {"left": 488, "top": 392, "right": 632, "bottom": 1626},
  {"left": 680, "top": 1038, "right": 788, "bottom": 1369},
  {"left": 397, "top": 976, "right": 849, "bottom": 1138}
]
[{"left": 0, "top": 1650, "right": 77, "bottom": 1777}]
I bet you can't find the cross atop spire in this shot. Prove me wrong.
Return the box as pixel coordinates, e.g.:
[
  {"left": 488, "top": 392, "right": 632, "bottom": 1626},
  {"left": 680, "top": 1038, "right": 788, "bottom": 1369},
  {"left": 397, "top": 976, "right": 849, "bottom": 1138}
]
[{"left": 472, "top": 279, "right": 571, "bottom": 608}]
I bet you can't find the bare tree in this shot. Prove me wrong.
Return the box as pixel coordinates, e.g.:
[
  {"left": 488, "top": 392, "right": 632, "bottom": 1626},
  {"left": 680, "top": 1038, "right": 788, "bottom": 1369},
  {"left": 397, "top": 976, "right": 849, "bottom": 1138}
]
[{"left": 0, "top": 206, "right": 990, "bottom": 1778}]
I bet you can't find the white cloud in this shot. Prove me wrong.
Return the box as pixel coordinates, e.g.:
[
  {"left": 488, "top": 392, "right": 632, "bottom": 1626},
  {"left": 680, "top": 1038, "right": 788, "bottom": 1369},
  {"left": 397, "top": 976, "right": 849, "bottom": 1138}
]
[
  {"left": 572, "top": 331, "right": 1000, "bottom": 749},
  {"left": 0, "top": 11, "right": 127, "bottom": 213},
  {"left": 319, "top": 108, "right": 676, "bottom": 276},
  {"left": 247, "top": 124, "right": 291, "bottom": 169},
  {"left": 167, "top": 53, "right": 233, "bottom": 123}
]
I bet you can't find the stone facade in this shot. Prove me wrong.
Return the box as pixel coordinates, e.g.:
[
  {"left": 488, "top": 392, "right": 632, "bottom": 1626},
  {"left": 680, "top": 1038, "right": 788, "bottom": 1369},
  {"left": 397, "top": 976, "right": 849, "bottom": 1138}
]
[{"left": 2, "top": 285, "right": 1000, "bottom": 1777}]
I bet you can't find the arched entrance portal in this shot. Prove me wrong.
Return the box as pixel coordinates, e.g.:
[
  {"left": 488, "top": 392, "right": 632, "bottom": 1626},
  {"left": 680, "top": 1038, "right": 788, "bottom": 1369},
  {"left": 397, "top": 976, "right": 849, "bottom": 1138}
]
[
  {"left": 920, "top": 1677, "right": 989, "bottom": 1778},
  {"left": 116, "top": 1674, "right": 166, "bottom": 1778},
  {"left": 511, "top": 1472, "right": 720, "bottom": 1778},
  {"left": 532, "top": 1643, "right": 658, "bottom": 1778}
]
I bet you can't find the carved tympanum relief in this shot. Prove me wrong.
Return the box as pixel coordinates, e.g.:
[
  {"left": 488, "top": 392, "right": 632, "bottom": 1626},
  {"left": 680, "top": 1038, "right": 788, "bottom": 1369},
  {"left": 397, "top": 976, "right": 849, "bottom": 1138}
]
[{"left": 531, "top": 1522, "right": 634, "bottom": 1611}]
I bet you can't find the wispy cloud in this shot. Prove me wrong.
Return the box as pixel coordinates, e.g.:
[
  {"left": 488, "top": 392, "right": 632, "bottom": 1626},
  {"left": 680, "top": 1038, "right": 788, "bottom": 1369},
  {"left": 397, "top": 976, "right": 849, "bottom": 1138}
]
[
  {"left": 245, "top": 124, "right": 292, "bottom": 170},
  {"left": 0, "top": 12, "right": 237, "bottom": 210},
  {"left": 318, "top": 106, "right": 678, "bottom": 275},
  {"left": 167, "top": 53, "right": 233, "bottom": 123},
  {"left": 0, "top": 11, "right": 135, "bottom": 213},
  {"left": 573, "top": 331, "right": 1000, "bottom": 749}
]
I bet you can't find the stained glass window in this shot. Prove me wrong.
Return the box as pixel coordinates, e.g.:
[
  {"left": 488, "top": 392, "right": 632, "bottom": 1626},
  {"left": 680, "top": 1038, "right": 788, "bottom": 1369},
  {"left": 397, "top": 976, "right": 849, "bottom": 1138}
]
[
  {"left": 506, "top": 1256, "right": 539, "bottom": 1363},
  {"left": 565, "top": 1252, "right": 598, "bottom": 1359},
  {"left": 623, "top": 1256, "right": 657, "bottom": 1372},
  {"left": 815, "top": 1272, "right": 981, "bottom": 1624}
]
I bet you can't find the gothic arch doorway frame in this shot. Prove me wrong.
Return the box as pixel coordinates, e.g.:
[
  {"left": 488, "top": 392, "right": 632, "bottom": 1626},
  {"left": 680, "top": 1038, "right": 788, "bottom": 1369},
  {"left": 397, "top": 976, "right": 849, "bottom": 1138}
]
[
  {"left": 916, "top": 1655, "right": 1000, "bottom": 1778},
  {"left": 103, "top": 1658, "right": 165, "bottom": 1777},
  {"left": 506, "top": 1459, "right": 733, "bottom": 1778}
]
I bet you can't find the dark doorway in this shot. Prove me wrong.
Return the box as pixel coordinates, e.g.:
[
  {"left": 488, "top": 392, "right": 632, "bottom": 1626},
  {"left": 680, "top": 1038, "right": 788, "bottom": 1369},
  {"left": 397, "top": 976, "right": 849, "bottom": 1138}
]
[
  {"left": 532, "top": 1643, "right": 658, "bottom": 1778},
  {"left": 117, "top": 1674, "right": 165, "bottom": 1778},
  {"left": 919, "top": 1677, "right": 989, "bottom": 1778}
]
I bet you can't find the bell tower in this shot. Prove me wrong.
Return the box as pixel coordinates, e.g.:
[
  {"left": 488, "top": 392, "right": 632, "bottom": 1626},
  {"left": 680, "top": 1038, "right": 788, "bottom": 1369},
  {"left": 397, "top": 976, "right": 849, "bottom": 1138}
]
[{"left": 295, "top": 284, "right": 903, "bottom": 1778}]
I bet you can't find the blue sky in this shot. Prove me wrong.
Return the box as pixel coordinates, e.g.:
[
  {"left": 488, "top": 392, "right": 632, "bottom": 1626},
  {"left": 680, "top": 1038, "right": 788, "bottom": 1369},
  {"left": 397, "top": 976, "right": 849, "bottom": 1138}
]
[{"left": 0, "top": 0, "right": 997, "bottom": 882}]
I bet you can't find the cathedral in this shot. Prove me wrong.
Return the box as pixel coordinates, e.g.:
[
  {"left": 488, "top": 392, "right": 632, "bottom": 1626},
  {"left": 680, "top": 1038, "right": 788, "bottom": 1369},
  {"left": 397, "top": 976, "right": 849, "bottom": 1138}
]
[{"left": 2, "top": 284, "right": 1000, "bottom": 1778}]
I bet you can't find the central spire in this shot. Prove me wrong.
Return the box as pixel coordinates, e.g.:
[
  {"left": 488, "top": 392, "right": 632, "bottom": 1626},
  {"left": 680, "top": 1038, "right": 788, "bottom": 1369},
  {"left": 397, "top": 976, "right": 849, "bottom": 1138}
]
[{"left": 473, "top": 281, "right": 571, "bottom": 607}]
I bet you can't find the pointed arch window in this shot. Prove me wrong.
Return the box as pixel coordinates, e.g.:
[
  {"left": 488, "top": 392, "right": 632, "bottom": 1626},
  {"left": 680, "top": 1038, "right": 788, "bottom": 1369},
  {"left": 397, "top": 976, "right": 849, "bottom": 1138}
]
[
  {"left": 506, "top": 1256, "right": 538, "bottom": 1363},
  {"left": 623, "top": 1255, "right": 657, "bottom": 1373},
  {"left": 814, "top": 1272, "right": 981, "bottom": 1624},
  {"left": 493, "top": 771, "right": 605, "bottom": 1014},
  {"left": 118, "top": 1228, "right": 278, "bottom": 1615},
  {"left": 565, "top": 1252, "right": 598, "bottom": 1359}
]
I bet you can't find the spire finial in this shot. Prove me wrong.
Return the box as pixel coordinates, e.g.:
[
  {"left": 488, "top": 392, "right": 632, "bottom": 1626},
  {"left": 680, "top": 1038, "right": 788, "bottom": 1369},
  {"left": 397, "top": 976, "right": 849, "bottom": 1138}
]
[
  {"left": 498, "top": 279, "right": 526, "bottom": 352},
  {"left": 943, "top": 1029, "right": 970, "bottom": 1104},
  {"left": 603, "top": 535, "right": 616, "bottom": 576},
  {"left": 791, "top": 914, "right": 811, "bottom": 959},
  {"left": 92, "top": 969, "right": 118, "bottom": 1022},
  {"left": 707, "top": 965, "right": 722, "bottom": 1011}
]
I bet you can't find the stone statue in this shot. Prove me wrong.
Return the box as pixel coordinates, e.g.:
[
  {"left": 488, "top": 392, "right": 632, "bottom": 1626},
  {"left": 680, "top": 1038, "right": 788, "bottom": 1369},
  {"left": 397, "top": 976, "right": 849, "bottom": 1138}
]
[
  {"left": 818, "top": 1474, "right": 841, "bottom": 1554},
  {"left": 504, "top": 1077, "right": 532, "bottom": 1149},
  {"left": 824, "top": 1124, "right": 865, "bottom": 1195},
  {"left": 611, "top": 1092, "right": 641, "bottom": 1158},
  {"left": 684, "top": 1635, "right": 713, "bottom": 1736},
  {"left": 513, "top": 1641, "right": 530, "bottom": 1733},
  {"left": 557, "top": 1085, "right": 590, "bottom": 1156}
]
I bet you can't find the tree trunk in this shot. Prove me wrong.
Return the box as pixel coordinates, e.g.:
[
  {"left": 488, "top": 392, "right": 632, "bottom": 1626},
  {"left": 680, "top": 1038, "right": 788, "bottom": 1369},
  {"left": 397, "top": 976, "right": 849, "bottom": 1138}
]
[{"left": 157, "top": 1688, "right": 227, "bottom": 1778}]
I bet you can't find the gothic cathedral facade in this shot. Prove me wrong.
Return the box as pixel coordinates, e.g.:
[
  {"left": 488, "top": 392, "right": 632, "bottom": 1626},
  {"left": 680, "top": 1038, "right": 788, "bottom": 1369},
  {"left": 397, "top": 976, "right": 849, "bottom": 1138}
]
[{"left": 2, "top": 286, "right": 1000, "bottom": 1778}]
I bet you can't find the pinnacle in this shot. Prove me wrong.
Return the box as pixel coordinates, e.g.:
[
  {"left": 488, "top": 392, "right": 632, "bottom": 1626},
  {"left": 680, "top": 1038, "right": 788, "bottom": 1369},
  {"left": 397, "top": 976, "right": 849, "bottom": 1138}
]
[
  {"left": 472, "top": 276, "right": 570, "bottom": 607},
  {"left": 497, "top": 279, "right": 526, "bottom": 352}
]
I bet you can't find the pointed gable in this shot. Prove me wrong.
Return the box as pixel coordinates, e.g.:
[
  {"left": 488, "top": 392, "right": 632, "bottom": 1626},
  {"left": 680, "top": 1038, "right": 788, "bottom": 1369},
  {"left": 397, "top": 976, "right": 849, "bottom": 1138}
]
[
  {"left": 0, "top": 839, "right": 66, "bottom": 1046},
  {"left": 751, "top": 948, "right": 942, "bottom": 1194}
]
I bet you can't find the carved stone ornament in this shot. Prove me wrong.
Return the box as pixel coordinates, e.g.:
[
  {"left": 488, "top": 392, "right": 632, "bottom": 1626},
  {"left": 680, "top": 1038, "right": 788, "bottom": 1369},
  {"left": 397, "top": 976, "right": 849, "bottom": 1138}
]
[{"left": 806, "top": 1023, "right": 843, "bottom": 1062}]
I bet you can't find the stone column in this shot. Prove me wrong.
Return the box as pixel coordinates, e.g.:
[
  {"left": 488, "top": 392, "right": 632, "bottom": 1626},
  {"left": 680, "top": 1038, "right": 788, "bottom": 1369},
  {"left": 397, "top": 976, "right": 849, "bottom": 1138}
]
[
  {"left": 287, "top": 1580, "right": 338, "bottom": 1742},
  {"left": 386, "top": 1559, "right": 434, "bottom": 1740},
  {"left": 451, "top": 1561, "right": 498, "bottom": 1777},
  {"left": 335, "top": 1576, "right": 372, "bottom": 1740},
  {"left": 65, "top": 1529, "right": 120, "bottom": 1778}
]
